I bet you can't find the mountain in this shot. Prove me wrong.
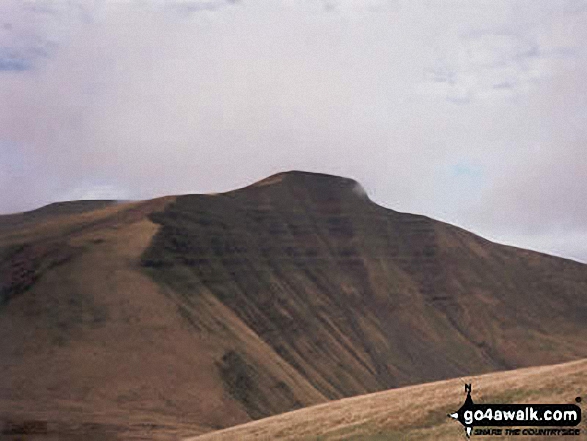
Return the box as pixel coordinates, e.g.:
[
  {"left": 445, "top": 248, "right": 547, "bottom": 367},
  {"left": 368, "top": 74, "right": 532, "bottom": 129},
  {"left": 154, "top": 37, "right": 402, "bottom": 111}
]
[
  {"left": 1, "top": 171, "right": 586, "bottom": 440},
  {"left": 186, "top": 357, "right": 587, "bottom": 441}
]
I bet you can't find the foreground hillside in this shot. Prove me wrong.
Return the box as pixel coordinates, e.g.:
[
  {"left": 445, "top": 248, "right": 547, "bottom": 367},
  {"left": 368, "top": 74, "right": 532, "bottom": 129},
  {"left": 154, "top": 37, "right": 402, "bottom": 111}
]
[
  {"left": 0, "top": 171, "right": 586, "bottom": 440},
  {"left": 188, "top": 358, "right": 587, "bottom": 441}
]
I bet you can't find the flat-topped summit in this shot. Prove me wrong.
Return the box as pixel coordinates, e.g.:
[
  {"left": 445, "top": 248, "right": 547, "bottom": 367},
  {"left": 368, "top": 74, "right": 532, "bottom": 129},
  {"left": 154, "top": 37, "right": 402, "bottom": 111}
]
[
  {"left": 252, "top": 170, "right": 360, "bottom": 188},
  {"left": 234, "top": 170, "right": 371, "bottom": 207}
]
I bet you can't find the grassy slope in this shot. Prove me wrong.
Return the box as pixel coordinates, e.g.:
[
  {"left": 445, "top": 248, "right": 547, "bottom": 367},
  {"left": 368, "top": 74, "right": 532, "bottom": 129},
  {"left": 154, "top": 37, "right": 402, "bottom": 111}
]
[
  {"left": 0, "top": 199, "right": 253, "bottom": 439},
  {"left": 143, "top": 171, "right": 587, "bottom": 419},
  {"left": 1, "top": 171, "right": 586, "bottom": 440},
  {"left": 0, "top": 196, "right": 327, "bottom": 439},
  {"left": 187, "top": 358, "right": 587, "bottom": 441}
]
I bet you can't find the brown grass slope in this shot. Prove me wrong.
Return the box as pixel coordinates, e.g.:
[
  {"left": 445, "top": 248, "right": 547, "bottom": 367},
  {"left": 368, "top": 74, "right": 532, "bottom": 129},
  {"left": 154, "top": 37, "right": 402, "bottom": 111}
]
[
  {"left": 186, "top": 358, "right": 587, "bottom": 441},
  {"left": 0, "top": 171, "right": 586, "bottom": 440},
  {"left": 0, "top": 192, "right": 325, "bottom": 440},
  {"left": 0, "top": 197, "right": 264, "bottom": 440},
  {"left": 142, "top": 171, "right": 587, "bottom": 415}
]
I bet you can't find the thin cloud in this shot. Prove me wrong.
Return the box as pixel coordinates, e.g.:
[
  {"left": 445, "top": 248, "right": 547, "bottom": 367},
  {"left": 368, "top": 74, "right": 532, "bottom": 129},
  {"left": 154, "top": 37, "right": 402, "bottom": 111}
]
[
  {"left": 167, "top": 0, "right": 239, "bottom": 15},
  {"left": 420, "top": 30, "right": 557, "bottom": 103},
  {"left": 0, "top": 0, "right": 61, "bottom": 72},
  {"left": 0, "top": 48, "right": 32, "bottom": 71},
  {"left": 57, "top": 183, "right": 132, "bottom": 202},
  {"left": 0, "top": 43, "right": 55, "bottom": 71}
]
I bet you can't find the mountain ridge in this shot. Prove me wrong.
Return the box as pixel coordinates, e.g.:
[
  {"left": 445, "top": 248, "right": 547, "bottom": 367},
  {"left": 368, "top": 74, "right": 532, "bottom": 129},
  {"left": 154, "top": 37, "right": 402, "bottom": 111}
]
[{"left": 0, "top": 170, "right": 586, "bottom": 440}]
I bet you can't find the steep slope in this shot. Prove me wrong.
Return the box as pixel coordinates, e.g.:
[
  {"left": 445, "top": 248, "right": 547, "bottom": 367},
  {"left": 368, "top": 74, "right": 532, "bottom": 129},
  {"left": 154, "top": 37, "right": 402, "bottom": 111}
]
[
  {"left": 142, "top": 171, "right": 587, "bottom": 411},
  {"left": 187, "top": 358, "right": 587, "bottom": 441},
  {"left": 0, "top": 171, "right": 586, "bottom": 440}
]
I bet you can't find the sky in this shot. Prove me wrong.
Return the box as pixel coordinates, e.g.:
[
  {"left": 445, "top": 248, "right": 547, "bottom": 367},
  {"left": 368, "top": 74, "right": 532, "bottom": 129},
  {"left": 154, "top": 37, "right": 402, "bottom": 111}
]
[{"left": 1, "top": 0, "right": 586, "bottom": 263}]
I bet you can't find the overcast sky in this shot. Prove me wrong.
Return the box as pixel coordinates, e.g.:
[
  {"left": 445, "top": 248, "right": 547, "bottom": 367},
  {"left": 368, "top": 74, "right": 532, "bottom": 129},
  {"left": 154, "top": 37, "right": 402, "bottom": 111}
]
[{"left": 1, "top": 0, "right": 586, "bottom": 262}]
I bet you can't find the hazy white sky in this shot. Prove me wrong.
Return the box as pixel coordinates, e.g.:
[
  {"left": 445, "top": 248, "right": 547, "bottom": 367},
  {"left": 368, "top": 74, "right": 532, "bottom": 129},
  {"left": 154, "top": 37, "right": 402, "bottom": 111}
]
[{"left": 1, "top": 0, "right": 586, "bottom": 262}]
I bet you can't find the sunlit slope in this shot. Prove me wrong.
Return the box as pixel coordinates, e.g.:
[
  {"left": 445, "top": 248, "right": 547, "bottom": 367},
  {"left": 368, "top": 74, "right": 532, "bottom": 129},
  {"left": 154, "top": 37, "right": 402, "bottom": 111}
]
[
  {"left": 0, "top": 197, "right": 324, "bottom": 440},
  {"left": 187, "top": 358, "right": 587, "bottom": 441}
]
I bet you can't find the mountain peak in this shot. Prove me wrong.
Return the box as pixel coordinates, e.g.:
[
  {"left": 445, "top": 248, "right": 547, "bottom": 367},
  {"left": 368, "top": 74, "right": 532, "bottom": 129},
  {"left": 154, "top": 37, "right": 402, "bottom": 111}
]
[
  {"left": 248, "top": 170, "right": 369, "bottom": 203},
  {"left": 254, "top": 170, "right": 358, "bottom": 186}
]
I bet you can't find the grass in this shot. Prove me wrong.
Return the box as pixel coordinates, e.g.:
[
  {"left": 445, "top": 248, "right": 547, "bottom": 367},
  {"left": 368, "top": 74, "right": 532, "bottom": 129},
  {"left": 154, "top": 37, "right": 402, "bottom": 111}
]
[{"left": 187, "top": 358, "right": 587, "bottom": 441}]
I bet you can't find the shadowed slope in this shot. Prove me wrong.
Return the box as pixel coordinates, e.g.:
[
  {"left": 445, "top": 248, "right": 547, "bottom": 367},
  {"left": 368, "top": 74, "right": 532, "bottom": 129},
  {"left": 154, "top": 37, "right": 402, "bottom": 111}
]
[{"left": 142, "top": 171, "right": 587, "bottom": 416}]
